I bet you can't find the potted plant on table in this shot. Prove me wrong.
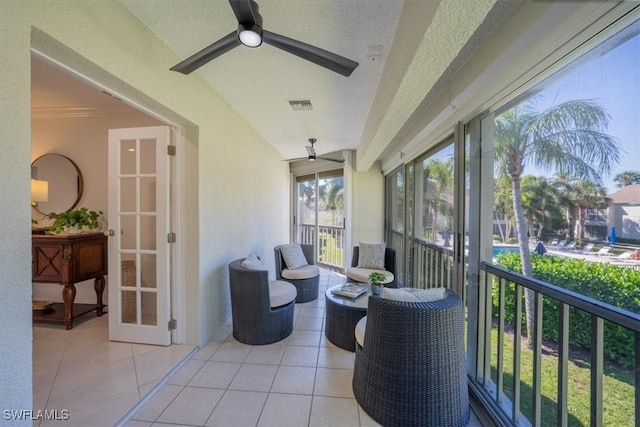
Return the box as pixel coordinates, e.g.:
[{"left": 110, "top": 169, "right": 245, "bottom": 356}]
[
  {"left": 368, "top": 272, "right": 386, "bottom": 297},
  {"left": 46, "top": 208, "right": 104, "bottom": 235}
]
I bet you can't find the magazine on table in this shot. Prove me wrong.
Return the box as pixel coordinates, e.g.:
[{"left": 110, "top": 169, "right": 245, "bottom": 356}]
[{"left": 331, "top": 283, "right": 368, "bottom": 299}]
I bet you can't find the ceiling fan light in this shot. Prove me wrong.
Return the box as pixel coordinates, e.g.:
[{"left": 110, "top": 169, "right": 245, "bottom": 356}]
[
  {"left": 238, "top": 24, "right": 262, "bottom": 47},
  {"left": 309, "top": 155, "right": 316, "bottom": 161}
]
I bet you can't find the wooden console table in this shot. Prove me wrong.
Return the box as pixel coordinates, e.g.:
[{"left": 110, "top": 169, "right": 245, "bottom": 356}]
[{"left": 32, "top": 232, "right": 108, "bottom": 330}]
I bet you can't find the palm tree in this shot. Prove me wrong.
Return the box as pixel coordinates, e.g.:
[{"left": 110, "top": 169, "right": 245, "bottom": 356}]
[
  {"left": 494, "top": 175, "right": 515, "bottom": 242},
  {"left": 552, "top": 174, "right": 578, "bottom": 240},
  {"left": 425, "top": 158, "right": 454, "bottom": 242},
  {"left": 613, "top": 171, "right": 640, "bottom": 188},
  {"left": 494, "top": 98, "right": 620, "bottom": 344},
  {"left": 572, "top": 180, "right": 609, "bottom": 240},
  {"left": 520, "top": 175, "right": 563, "bottom": 240}
]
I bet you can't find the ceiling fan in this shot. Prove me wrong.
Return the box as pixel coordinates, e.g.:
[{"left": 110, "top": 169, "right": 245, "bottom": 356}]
[
  {"left": 170, "top": 0, "right": 359, "bottom": 77},
  {"left": 287, "top": 138, "right": 345, "bottom": 163}
]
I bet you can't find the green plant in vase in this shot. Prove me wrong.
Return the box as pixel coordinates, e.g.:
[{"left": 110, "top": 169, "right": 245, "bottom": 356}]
[
  {"left": 368, "top": 271, "right": 386, "bottom": 297},
  {"left": 47, "top": 208, "right": 104, "bottom": 235}
]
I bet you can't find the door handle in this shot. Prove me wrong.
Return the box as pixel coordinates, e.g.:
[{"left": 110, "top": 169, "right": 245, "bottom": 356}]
[{"left": 106, "top": 229, "right": 116, "bottom": 237}]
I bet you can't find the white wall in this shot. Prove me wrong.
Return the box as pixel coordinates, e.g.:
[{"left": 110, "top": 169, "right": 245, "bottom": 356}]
[
  {"left": 1, "top": 1, "right": 289, "bottom": 416},
  {"left": 31, "top": 114, "right": 163, "bottom": 304},
  {"left": 351, "top": 163, "right": 385, "bottom": 247}
]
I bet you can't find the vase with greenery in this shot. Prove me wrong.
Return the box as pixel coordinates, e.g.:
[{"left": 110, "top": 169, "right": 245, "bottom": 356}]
[
  {"left": 46, "top": 208, "right": 104, "bottom": 235},
  {"left": 368, "top": 271, "right": 386, "bottom": 297}
]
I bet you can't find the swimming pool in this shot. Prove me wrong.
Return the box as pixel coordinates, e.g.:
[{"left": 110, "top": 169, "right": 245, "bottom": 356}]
[{"left": 492, "top": 245, "right": 520, "bottom": 258}]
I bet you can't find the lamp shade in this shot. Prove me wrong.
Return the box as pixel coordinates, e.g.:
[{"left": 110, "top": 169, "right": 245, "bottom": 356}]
[{"left": 31, "top": 179, "right": 49, "bottom": 203}]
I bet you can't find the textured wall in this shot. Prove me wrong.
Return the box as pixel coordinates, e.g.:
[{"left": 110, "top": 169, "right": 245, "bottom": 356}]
[
  {"left": 1, "top": 0, "right": 290, "bottom": 416},
  {"left": 0, "top": 2, "right": 33, "bottom": 422}
]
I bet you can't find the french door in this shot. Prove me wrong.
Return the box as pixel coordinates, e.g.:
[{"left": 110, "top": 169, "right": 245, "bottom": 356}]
[{"left": 107, "top": 126, "right": 171, "bottom": 345}]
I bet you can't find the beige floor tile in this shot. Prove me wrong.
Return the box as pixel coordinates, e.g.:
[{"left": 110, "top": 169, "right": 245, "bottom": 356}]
[
  {"left": 287, "top": 330, "right": 321, "bottom": 347},
  {"left": 131, "top": 384, "right": 183, "bottom": 422},
  {"left": 270, "top": 366, "right": 316, "bottom": 395},
  {"left": 191, "top": 341, "right": 223, "bottom": 361},
  {"left": 46, "top": 357, "right": 138, "bottom": 413},
  {"left": 209, "top": 341, "right": 252, "bottom": 363},
  {"left": 167, "top": 359, "right": 206, "bottom": 386},
  {"left": 244, "top": 345, "right": 286, "bottom": 365},
  {"left": 319, "top": 334, "right": 337, "bottom": 348},
  {"left": 310, "top": 396, "right": 360, "bottom": 427},
  {"left": 122, "top": 420, "right": 153, "bottom": 427},
  {"left": 228, "top": 364, "right": 277, "bottom": 392},
  {"left": 317, "top": 346, "right": 355, "bottom": 369},
  {"left": 257, "top": 393, "right": 312, "bottom": 427},
  {"left": 41, "top": 387, "right": 140, "bottom": 427},
  {"left": 138, "top": 380, "right": 160, "bottom": 398},
  {"left": 204, "top": 390, "right": 267, "bottom": 427},
  {"left": 187, "top": 361, "right": 241, "bottom": 389},
  {"left": 134, "top": 345, "right": 195, "bottom": 387},
  {"left": 294, "top": 317, "right": 324, "bottom": 331},
  {"left": 156, "top": 387, "right": 223, "bottom": 425},
  {"left": 281, "top": 345, "right": 318, "bottom": 367},
  {"left": 313, "top": 368, "right": 355, "bottom": 398}
]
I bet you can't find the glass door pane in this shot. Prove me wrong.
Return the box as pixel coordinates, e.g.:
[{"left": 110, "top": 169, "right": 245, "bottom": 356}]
[
  {"left": 386, "top": 167, "right": 405, "bottom": 285},
  {"left": 296, "top": 175, "right": 316, "bottom": 247},
  {"left": 317, "top": 170, "right": 344, "bottom": 267}
]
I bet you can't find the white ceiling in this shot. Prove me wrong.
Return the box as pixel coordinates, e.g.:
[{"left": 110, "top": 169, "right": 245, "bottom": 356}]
[
  {"left": 120, "top": 0, "right": 403, "bottom": 160},
  {"left": 31, "top": 1, "right": 520, "bottom": 165}
]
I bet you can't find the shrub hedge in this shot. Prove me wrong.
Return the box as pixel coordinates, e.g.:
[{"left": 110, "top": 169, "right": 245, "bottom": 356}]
[{"left": 492, "top": 252, "right": 640, "bottom": 367}]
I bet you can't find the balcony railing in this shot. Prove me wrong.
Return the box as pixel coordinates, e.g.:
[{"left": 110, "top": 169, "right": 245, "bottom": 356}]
[
  {"left": 298, "top": 224, "right": 344, "bottom": 268},
  {"left": 474, "top": 262, "right": 640, "bottom": 427},
  {"left": 412, "top": 238, "right": 455, "bottom": 290}
]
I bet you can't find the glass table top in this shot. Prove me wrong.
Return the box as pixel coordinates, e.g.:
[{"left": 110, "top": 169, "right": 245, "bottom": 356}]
[{"left": 326, "top": 283, "right": 371, "bottom": 309}]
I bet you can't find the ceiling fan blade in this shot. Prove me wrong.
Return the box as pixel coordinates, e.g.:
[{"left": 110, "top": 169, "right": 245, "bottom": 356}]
[
  {"left": 170, "top": 31, "right": 240, "bottom": 74},
  {"left": 284, "top": 156, "right": 309, "bottom": 162},
  {"left": 262, "top": 30, "right": 359, "bottom": 77},
  {"left": 316, "top": 157, "right": 345, "bottom": 163},
  {"left": 229, "top": 0, "right": 260, "bottom": 26}
]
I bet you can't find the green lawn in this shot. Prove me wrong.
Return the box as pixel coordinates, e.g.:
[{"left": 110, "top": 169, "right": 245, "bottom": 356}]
[{"left": 488, "top": 327, "right": 635, "bottom": 426}]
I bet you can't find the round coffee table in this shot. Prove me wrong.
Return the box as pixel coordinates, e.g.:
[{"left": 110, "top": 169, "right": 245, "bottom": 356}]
[{"left": 325, "top": 284, "right": 371, "bottom": 352}]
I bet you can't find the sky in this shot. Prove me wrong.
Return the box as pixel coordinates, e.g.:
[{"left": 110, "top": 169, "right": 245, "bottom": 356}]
[{"left": 523, "top": 28, "right": 639, "bottom": 194}]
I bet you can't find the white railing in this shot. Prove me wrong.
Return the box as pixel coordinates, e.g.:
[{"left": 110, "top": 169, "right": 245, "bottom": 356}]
[{"left": 298, "top": 224, "right": 344, "bottom": 268}]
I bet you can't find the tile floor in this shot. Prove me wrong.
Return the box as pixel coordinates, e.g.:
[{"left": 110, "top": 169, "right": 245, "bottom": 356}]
[
  {"left": 121, "top": 269, "right": 483, "bottom": 427},
  {"left": 33, "top": 313, "right": 196, "bottom": 426}
]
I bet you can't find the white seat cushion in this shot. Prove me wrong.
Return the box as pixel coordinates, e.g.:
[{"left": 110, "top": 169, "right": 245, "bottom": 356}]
[
  {"left": 383, "top": 287, "right": 447, "bottom": 302},
  {"left": 281, "top": 264, "right": 320, "bottom": 280},
  {"left": 346, "top": 267, "right": 394, "bottom": 285},
  {"left": 269, "top": 280, "right": 297, "bottom": 308},
  {"left": 355, "top": 316, "right": 367, "bottom": 347}
]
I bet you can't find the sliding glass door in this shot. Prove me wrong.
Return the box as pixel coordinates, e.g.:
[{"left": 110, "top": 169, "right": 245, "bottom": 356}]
[{"left": 295, "top": 170, "right": 344, "bottom": 268}]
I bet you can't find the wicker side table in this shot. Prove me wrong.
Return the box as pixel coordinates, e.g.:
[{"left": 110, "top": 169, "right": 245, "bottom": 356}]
[{"left": 325, "top": 284, "right": 370, "bottom": 352}]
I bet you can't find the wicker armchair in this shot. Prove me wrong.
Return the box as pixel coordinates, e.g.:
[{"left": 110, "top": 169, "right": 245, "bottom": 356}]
[
  {"left": 228, "top": 258, "right": 295, "bottom": 345},
  {"left": 346, "top": 246, "right": 398, "bottom": 288},
  {"left": 274, "top": 244, "right": 320, "bottom": 302},
  {"left": 352, "top": 291, "right": 469, "bottom": 427}
]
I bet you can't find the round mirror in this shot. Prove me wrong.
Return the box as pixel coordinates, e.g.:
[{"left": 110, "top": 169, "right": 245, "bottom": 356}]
[{"left": 31, "top": 153, "right": 83, "bottom": 215}]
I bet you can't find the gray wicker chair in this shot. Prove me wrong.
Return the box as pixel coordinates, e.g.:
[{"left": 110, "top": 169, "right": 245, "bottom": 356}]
[
  {"left": 347, "top": 246, "right": 398, "bottom": 288},
  {"left": 352, "top": 291, "right": 469, "bottom": 427},
  {"left": 274, "top": 244, "right": 320, "bottom": 302},
  {"left": 228, "top": 258, "right": 295, "bottom": 345}
]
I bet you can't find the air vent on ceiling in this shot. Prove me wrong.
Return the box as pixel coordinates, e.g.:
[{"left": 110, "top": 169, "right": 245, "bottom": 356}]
[{"left": 288, "top": 100, "right": 313, "bottom": 111}]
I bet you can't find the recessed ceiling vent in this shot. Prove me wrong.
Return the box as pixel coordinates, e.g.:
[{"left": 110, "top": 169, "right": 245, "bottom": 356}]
[{"left": 288, "top": 100, "right": 313, "bottom": 111}]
